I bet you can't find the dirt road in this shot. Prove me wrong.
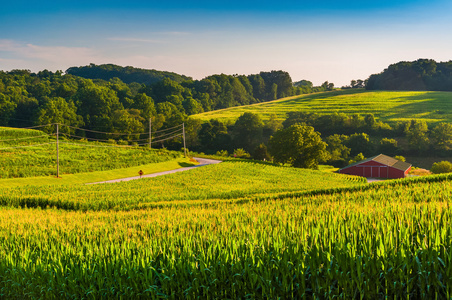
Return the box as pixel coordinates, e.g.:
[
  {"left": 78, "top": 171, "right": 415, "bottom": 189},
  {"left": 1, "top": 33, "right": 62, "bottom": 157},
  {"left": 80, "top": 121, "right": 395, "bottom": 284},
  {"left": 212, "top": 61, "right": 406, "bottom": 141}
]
[{"left": 86, "top": 157, "right": 222, "bottom": 185}]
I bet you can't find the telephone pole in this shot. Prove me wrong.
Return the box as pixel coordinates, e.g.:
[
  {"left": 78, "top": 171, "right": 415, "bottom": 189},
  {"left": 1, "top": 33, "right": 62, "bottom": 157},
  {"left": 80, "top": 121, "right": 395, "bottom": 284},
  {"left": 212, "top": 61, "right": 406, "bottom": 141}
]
[
  {"left": 183, "top": 122, "right": 187, "bottom": 158},
  {"left": 149, "top": 118, "right": 152, "bottom": 149},
  {"left": 56, "top": 123, "right": 60, "bottom": 178}
]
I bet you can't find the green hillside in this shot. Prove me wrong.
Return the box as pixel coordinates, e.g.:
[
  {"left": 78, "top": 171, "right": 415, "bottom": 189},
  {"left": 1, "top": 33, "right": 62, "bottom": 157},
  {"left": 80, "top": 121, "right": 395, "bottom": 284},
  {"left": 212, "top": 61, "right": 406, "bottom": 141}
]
[
  {"left": 0, "top": 126, "right": 183, "bottom": 179},
  {"left": 193, "top": 89, "right": 452, "bottom": 125}
]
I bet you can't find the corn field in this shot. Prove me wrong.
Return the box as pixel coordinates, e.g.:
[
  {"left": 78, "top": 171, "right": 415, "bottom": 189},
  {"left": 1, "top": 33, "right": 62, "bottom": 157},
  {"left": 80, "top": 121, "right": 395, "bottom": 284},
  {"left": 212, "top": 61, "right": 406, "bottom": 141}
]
[
  {"left": 0, "top": 161, "right": 365, "bottom": 211},
  {"left": 0, "top": 165, "right": 452, "bottom": 297}
]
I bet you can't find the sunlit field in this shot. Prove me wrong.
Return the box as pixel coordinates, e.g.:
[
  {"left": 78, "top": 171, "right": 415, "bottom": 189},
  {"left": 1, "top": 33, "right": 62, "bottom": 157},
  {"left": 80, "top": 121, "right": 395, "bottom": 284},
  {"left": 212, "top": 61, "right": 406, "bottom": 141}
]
[
  {"left": 193, "top": 90, "right": 452, "bottom": 125},
  {"left": 0, "top": 127, "right": 182, "bottom": 178},
  {"left": 1, "top": 172, "right": 452, "bottom": 297}
]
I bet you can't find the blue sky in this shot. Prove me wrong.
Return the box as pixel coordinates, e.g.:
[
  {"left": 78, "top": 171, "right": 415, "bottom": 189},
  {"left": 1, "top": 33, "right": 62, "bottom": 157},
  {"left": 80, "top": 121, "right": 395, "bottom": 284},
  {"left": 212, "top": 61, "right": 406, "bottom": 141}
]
[{"left": 1, "top": 0, "right": 451, "bottom": 86}]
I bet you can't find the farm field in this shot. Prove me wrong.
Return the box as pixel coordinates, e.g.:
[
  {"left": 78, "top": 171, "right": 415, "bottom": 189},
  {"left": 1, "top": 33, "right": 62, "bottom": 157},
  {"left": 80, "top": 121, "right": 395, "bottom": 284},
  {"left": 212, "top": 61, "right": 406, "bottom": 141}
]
[
  {"left": 1, "top": 169, "right": 452, "bottom": 297},
  {"left": 2, "top": 125, "right": 452, "bottom": 298},
  {"left": 0, "top": 160, "right": 366, "bottom": 211},
  {"left": 193, "top": 89, "right": 452, "bottom": 125},
  {"left": 0, "top": 126, "right": 183, "bottom": 179}
]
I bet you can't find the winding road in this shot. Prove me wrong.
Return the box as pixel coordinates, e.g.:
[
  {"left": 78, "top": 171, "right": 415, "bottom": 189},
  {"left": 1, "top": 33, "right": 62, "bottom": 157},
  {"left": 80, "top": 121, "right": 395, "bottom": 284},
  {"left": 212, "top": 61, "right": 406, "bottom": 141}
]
[{"left": 86, "top": 157, "right": 222, "bottom": 185}]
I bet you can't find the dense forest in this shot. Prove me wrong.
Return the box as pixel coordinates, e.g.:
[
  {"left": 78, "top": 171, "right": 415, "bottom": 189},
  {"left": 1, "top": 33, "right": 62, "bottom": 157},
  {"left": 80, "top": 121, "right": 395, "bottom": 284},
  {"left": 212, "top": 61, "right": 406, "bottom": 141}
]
[
  {"left": 66, "top": 64, "right": 192, "bottom": 85},
  {"left": 366, "top": 59, "right": 452, "bottom": 91},
  {"left": 0, "top": 66, "right": 333, "bottom": 137}
]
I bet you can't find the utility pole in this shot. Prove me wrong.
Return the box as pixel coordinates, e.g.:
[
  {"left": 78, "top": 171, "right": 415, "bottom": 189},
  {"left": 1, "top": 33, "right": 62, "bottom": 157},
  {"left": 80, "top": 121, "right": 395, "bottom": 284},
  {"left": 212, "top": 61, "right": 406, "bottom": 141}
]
[
  {"left": 56, "top": 123, "right": 60, "bottom": 178},
  {"left": 149, "top": 118, "right": 152, "bottom": 149},
  {"left": 183, "top": 122, "right": 187, "bottom": 158}
]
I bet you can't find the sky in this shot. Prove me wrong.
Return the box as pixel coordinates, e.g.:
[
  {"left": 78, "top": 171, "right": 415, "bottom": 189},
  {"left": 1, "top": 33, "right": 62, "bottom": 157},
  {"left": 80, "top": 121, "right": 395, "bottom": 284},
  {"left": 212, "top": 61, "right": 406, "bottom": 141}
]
[{"left": 1, "top": 0, "right": 452, "bottom": 86}]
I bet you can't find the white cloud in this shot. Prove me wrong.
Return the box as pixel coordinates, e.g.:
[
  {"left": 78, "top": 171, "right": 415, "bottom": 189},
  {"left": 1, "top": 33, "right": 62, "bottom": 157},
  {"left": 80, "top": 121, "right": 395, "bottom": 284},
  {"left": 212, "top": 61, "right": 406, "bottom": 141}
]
[
  {"left": 0, "top": 39, "right": 101, "bottom": 71},
  {"left": 107, "top": 37, "right": 165, "bottom": 43}
]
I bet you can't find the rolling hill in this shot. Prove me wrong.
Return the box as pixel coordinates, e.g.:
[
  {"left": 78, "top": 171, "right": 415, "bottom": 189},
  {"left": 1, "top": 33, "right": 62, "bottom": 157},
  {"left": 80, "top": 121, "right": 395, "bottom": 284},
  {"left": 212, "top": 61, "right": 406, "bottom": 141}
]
[{"left": 193, "top": 89, "right": 452, "bottom": 125}]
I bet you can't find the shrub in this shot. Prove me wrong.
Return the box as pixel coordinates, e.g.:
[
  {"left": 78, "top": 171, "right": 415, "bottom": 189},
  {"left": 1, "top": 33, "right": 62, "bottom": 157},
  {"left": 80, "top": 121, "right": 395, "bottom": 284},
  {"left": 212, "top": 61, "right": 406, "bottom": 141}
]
[
  {"left": 431, "top": 161, "right": 452, "bottom": 174},
  {"left": 233, "top": 148, "right": 250, "bottom": 158},
  {"left": 394, "top": 155, "right": 406, "bottom": 162},
  {"left": 215, "top": 150, "right": 229, "bottom": 157}
]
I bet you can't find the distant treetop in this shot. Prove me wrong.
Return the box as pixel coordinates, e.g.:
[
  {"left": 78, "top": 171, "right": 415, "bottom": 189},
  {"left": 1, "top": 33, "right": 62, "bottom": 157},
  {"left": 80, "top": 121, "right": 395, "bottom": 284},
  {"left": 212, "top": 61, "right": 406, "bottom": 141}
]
[
  {"left": 366, "top": 59, "right": 452, "bottom": 91},
  {"left": 66, "top": 63, "right": 192, "bottom": 85}
]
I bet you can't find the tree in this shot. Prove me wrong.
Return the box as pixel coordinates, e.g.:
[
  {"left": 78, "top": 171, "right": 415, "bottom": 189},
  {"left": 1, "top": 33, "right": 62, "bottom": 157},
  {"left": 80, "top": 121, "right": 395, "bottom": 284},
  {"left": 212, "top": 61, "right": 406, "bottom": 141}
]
[
  {"left": 198, "top": 119, "right": 231, "bottom": 153},
  {"left": 37, "top": 97, "right": 83, "bottom": 134},
  {"left": 232, "top": 112, "right": 264, "bottom": 152},
  {"left": 0, "top": 93, "right": 17, "bottom": 126},
  {"left": 379, "top": 138, "right": 398, "bottom": 156},
  {"left": 325, "top": 134, "right": 350, "bottom": 166},
  {"left": 263, "top": 114, "right": 283, "bottom": 140},
  {"left": 431, "top": 161, "right": 452, "bottom": 174},
  {"left": 111, "top": 109, "right": 145, "bottom": 140},
  {"left": 346, "top": 133, "right": 373, "bottom": 156},
  {"left": 133, "top": 93, "right": 156, "bottom": 120},
  {"left": 406, "top": 120, "right": 429, "bottom": 154},
  {"left": 253, "top": 143, "right": 271, "bottom": 161},
  {"left": 348, "top": 153, "right": 365, "bottom": 165},
  {"left": 268, "top": 124, "right": 328, "bottom": 169},
  {"left": 432, "top": 123, "right": 452, "bottom": 152}
]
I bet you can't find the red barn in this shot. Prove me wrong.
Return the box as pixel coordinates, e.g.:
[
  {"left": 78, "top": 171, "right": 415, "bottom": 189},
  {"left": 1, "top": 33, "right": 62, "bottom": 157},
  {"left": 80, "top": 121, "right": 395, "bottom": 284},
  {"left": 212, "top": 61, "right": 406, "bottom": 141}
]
[{"left": 339, "top": 154, "right": 411, "bottom": 179}]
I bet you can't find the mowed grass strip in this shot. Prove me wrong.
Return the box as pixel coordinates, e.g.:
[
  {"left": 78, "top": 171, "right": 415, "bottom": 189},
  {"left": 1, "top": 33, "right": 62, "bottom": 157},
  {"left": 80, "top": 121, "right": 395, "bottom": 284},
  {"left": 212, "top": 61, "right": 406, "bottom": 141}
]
[
  {"left": 0, "top": 160, "right": 365, "bottom": 211},
  {"left": 193, "top": 89, "right": 452, "bottom": 125}
]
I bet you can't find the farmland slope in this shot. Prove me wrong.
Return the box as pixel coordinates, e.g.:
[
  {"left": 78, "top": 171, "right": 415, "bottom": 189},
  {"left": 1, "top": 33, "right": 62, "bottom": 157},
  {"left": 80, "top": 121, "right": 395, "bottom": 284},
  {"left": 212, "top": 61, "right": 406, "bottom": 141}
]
[
  {"left": 193, "top": 89, "right": 452, "bottom": 124},
  {"left": 0, "top": 126, "right": 183, "bottom": 179}
]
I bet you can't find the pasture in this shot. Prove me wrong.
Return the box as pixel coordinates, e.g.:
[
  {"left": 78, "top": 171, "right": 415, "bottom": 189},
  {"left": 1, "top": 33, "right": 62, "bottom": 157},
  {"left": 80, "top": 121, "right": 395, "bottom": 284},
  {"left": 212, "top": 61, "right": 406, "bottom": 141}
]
[{"left": 193, "top": 89, "right": 452, "bottom": 125}]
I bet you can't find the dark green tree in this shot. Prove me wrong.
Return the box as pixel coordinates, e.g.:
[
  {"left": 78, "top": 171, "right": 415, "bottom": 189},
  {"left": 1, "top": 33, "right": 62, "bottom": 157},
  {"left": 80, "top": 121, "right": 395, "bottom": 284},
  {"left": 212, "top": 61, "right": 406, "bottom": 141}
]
[
  {"left": 0, "top": 93, "right": 17, "bottom": 126},
  {"left": 37, "top": 97, "right": 83, "bottom": 134},
  {"left": 432, "top": 123, "right": 452, "bottom": 152},
  {"left": 325, "top": 134, "right": 350, "bottom": 166},
  {"left": 268, "top": 124, "right": 328, "bottom": 169},
  {"left": 346, "top": 133, "right": 373, "bottom": 156},
  {"left": 406, "top": 120, "right": 429, "bottom": 154},
  {"left": 379, "top": 138, "right": 398, "bottom": 156},
  {"left": 198, "top": 119, "right": 231, "bottom": 153},
  {"left": 232, "top": 112, "right": 264, "bottom": 152},
  {"left": 253, "top": 143, "right": 271, "bottom": 161}
]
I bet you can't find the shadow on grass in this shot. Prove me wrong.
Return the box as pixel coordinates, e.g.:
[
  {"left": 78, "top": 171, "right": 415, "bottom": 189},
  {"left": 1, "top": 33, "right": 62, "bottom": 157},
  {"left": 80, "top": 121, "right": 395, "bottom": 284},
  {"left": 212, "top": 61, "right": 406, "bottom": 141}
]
[{"left": 178, "top": 162, "right": 197, "bottom": 168}]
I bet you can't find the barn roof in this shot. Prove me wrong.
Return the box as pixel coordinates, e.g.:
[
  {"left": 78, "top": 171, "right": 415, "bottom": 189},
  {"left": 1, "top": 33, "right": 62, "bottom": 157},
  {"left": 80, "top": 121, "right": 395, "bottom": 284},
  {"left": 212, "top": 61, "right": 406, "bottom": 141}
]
[{"left": 340, "top": 154, "right": 411, "bottom": 172}]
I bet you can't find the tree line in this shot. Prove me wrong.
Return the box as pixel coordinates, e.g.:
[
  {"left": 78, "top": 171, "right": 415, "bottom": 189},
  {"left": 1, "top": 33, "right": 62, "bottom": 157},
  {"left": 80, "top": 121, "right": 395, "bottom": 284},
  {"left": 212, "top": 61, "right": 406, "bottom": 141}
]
[
  {"left": 366, "top": 59, "right": 452, "bottom": 91},
  {"left": 0, "top": 67, "right": 333, "bottom": 139},
  {"left": 187, "top": 111, "right": 452, "bottom": 169}
]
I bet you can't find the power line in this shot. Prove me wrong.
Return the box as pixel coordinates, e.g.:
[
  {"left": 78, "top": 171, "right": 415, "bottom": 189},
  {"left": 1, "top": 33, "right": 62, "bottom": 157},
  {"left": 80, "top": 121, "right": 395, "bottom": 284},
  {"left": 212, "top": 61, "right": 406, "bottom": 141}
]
[
  {"left": 152, "top": 133, "right": 183, "bottom": 144},
  {"left": 152, "top": 124, "right": 183, "bottom": 134},
  {"left": 59, "top": 141, "right": 148, "bottom": 149},
  {"left": 0, "top": 142, "right": 55, "bottom": 151},
  {"left": 62, "top": 124, "right": 148, "bottom": 136},
  {"left": 61, "top": 133, "right": 149, "bottom": 143},
  {"left": 152, "top": 128, "right": 183, "bottom": 140},
  {"left": 0, "top": 134, "right": 55, "bottom": 142}
]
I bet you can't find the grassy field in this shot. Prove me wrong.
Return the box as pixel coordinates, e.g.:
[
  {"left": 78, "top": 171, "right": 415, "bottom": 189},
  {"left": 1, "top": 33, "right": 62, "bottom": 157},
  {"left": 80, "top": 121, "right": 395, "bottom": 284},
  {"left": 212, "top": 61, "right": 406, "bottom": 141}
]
[
  {"left": 0, "top": 157, "right": 196, "bottom": 188},
  {"left": 0, "top": 167, "right": 452, "bottom": 297},
  {"left": 0, "top": 126, "right": 183, "bottom": 179},
  {"left": 193, "top": 89, "right": 452, "bottom": 125}
]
